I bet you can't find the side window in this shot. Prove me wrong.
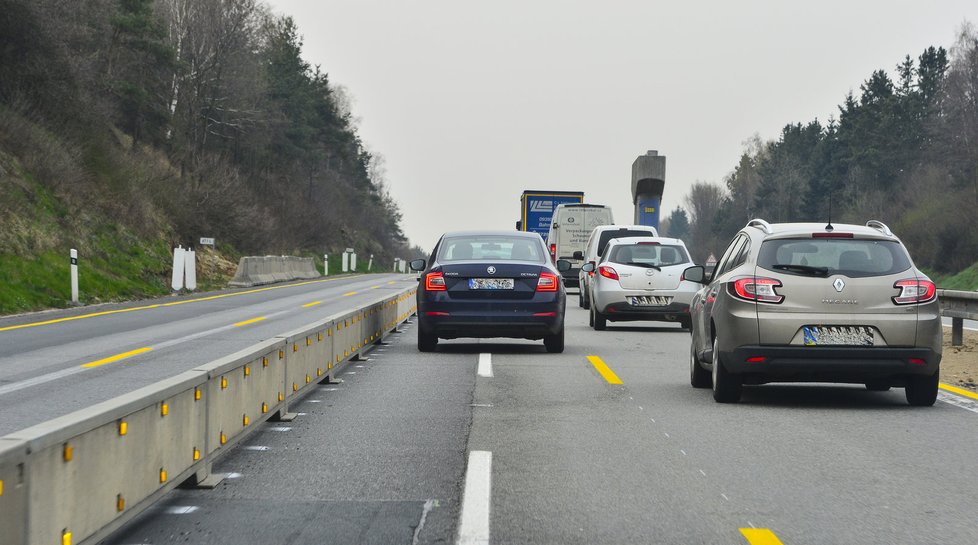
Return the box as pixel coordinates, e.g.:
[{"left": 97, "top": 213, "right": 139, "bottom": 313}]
[
  {"left": 711, "top": 235, "right": 745, "bottom": 282},
  {"left": 732, "top": 238, "right": 751, "bottom": 268}
]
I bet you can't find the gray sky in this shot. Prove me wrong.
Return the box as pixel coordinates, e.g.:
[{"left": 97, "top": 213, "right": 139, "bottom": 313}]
[{"left": 264, "top": 0, "right": 977, "bottom": 250}]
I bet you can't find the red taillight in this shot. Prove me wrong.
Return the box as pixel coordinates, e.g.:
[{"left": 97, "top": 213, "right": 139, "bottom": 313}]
[
  {"left": 537, "top": 272, "right": 559, "bottom": 292},
  {"left": 549, "top": 243, "right": 556, "bottom": 262},
  {"left": 533, "top": 312, "right": 557, "bottom": 317},
  {"left": 812, "top": 232, "right": 854, "bottom": 238},
  {"left": 729, "top": 277, "right": 784, "bottom": 304},
  {"left": 746, "top": 356, "right": 767, "bottom": 363},
  {"left": 425, "top": 311, "right": 450, "bottom": 316},
  {"left": 425, "top": 272, "right": 447, "bottom": 291},
  {"left": 909, "top": 358, "right": 927, "bottom": 365},
  {"left": 598, "top": 265, "right": 619, "bottom": 281},
  {"left": 892, "top": 279, "right": 936, "bottom": 305},
  {"left": 637, "top": 241, "right": 660, "bottom": 245}
]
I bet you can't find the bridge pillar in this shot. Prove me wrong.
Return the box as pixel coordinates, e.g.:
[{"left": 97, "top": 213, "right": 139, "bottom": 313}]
[{"left": 631, "top": 150, "right": 666, "bottom": 229}]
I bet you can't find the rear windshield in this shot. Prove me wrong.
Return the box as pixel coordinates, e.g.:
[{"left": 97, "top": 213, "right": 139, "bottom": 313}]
[
  {"left": 608, "top": 243, "right": 690, "bottom": 267},
  {"left": 757, "top": 238, "right": 912, "bottom": 278},
  {"left": 438, "top": 236, "right": 545, "bottom": 263},
  {"left": 597, "top": 230, "right": 657, "bottom": 256}
]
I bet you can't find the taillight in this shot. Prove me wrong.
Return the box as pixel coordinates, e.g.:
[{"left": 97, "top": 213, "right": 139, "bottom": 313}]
[
  {"left": 425, "top": 272, "right": 447, "bottom": 291},
  {"left": 549, "top": 243, "right": 556, "bottom": 262},
  {"left": 729, "top": 277, "right": 784, "bottom": 304},
  {"left": 893, "top": 279, "right": 936, "bottom": 305},
  {"left": 812, "top": 232, "right": 854, "bottom": 238},
  {"left": 598, "top": 265, "right": 619, "bottom": 281},
  {"left": 537, "top": 272, "right": 559, "bottom": 292}
]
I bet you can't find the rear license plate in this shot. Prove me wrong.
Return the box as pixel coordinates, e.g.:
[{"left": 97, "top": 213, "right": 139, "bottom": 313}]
[
  {"left": 803, "top": 326, "right": 873, "bottom": 346},
  {"left": 469, "top": 278, "right": 515, "bottom": 290},
  {"left": 628, "top": 296, "right": 672, "bottom": 307}
]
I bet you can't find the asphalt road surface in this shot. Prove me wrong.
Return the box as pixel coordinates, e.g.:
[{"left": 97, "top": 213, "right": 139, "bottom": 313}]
[{"left": 102, "top": 295, "right": 978, "bottom": 545}]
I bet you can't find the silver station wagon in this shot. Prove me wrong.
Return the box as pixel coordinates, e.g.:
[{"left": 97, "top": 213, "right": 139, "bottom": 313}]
[{"left": 685, "top": 219, "right": 942, "bottom": 405}]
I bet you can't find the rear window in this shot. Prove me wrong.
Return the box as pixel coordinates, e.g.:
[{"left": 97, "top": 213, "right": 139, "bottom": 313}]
[
  {"left": 757, "top": 238, "right": 912, "bottom": 278},
  {"left": 439, "top": 236, "right": 545, "bottom": 263},
  {"left": 608, "top": 244, "right": 690, "bottom": 267},
  {"left": 597, "top": 230, "right": 657, "bottom": 256}
]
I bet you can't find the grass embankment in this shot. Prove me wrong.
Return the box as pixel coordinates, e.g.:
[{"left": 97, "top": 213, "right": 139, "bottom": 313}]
[{"left": 932, "top": 262, "right": 978, "bottom": 291}]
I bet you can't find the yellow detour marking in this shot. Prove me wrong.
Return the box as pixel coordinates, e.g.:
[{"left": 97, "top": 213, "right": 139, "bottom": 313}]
[
  {"left": 234, "top": 316, "right": 265, "bottom": 327},
  {"left": 81, "top": 347, "right": 152, "bottom": 368},
  {"left": 303, "top": 301, "right": 322, "bottom": 307},
  {"left": 940, "top": 383, "right": 978, "bottom": 401},
  {"left": 343, "top": 291, "right": 357, "bottom": 297},
  {"left": 586, "top": 355, "right": 623, "bottom": 384},
  {"left": 740, "top": 528, "right": 785, "bottom": 545}
]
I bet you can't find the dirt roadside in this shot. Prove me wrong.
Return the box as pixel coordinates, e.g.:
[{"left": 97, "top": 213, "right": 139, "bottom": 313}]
[{"left": 940, "top": 326, "right": 978, "bottom": 392}]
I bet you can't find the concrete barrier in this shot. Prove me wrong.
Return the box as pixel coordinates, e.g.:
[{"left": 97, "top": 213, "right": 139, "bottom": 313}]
[
  {"left": 0, "top": 287, "right": 418, "bottom": 545},
  {"left": 229, "top": 256, "right": 321, "bottom": 288}
]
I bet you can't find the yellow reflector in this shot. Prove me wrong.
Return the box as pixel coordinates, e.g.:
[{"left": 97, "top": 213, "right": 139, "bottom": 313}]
[
  {"left": 0, "top": 479, "right": 4, "bottom": 496},
  {"left": 317, "top": 368, "right": 322, "bottom": 376},
  {"left": 159, "top": 468, "right": 167, "bottom": 483},
  {"left": 279, "top": 350, "right": 284, "bottom": 359},
  {"left": 193, "top": 448, "right": 200, "bottom": 461},
  {"left": 344, "top": 351, "right": 348, "bottom": 357},
  {"left": 336, "top": 356, "right": 340, "bottom": 363},
  {"left": 243, "top": 414, "right": 249, "bottom": 426},
  {"left": 161, "top": 403, "right": 169, "bottom": 417},
  {"left": 244, "top": 366, "right": 250, "bottom": 377},
  {"left": 305, "top": 375, "right": 311, "bottom": 384},
  {"left": 328, "top": 362, "right": 333, "bottom": 369},
  {"left": 117, "top": 494, "right": 125, "bottom": 512},
  {"left": 278, "top": 392, "right": 283, "bottom": 402},
  {"left": 263, "top": 357, "right": 268, "bottom": 367},
  {"left": 119, "top": 421, "right": 127, "bottom": 436},
  {"left": 221, "top": 377, "right": 227, "bottom": 389},
  {"left": 293, "top": 383, "right": 298, "bottom": 392},
  {"left": 328, "top": 329, "right": 332, "bottom": 336},
  {"left": 293, "top": 344, "right": 298, "bottom": 352},
  {"left": 220, "top": 432, "right": 226, "bottom": 445},
  {"left": 306, "top": 338, "right": 311, "bottom": 346},
  {"left": 262, "top": 402, "right": 268, "bottom": 414},
  {"left": 337, "top": 323, "right": 341, "bottom": 330},
  {"left": 62, "top": 530, "right": 72, "bottom": 545},
  {"left": 195, "top": 388, "right": 201, "bottom": 401},
  {"left": 63, "top": 444, "right": 73, "bottom": 462},
  {"left": 318, "top": 333, "right": 322, "bottom": 341}
]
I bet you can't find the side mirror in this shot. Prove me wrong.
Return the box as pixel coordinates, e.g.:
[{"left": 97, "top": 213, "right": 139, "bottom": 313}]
[
  {"left": 409, "top": 259, "right": 427, "bottom": 272},
  {"left": 555, "top": 259, "right": 572, "bottom": 272},
  {"left": 572, "top": 250, "right": 584, "bottom": 260},
  {"left": 581, "top": 262, "right": 595, "bottom": 273},
  {"left": 682, "top": 265, "right": 705, "bottom": 283}
]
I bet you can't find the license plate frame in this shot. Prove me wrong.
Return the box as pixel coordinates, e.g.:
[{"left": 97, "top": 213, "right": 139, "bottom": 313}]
[
  {"left": 468, "top": 278, "right": 515, "bottom": 290},
  {"left": 627, "top": 296, "right": 672, "bottom": 307},
  {"left": 803, "top": 326, "right": 873, "bottom": 346}
]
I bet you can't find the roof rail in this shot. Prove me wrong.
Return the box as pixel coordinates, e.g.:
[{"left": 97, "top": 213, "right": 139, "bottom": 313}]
[
  {"left": 746, "top": 219, "right": 772, "bottom": 234},
  {"left": 866, "top": 220, "right": 893, "bottom": 236}
]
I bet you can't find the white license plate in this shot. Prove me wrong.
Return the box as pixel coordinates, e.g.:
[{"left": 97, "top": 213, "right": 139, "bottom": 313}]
[
  {"left": 469, "top": 278, "right": 515, "bottom": 290},
  {"left": 628, "top": 296, "right": 672, "bottom": 307},
  {"left": 803, "top": 326, "right": 873, "bottom": 346}
]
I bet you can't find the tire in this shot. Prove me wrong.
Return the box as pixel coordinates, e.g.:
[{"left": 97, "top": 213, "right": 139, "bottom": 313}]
[
  {"left": 582, "top": 286, "right": 590, "bottom": 310},
  {"left": 680, "top": 317, "right": 692, "bottom": 332},
  {"left": 592, "top": 306, "right": 607, "bottom": 331},
  {"left": 418, "top": 331, "right": 438, "bottom": 352},
  {"left": 690, "top": 341, "right": 711, "bottom": 388},
  {"left": 544, "top": 326, "right": 565, "bottom": 353},
  {"left": 905, "top": 370, "right": 939, "bottom": 406},
  {"left": 864, "top": 381, "right": 891, "bottom": 392},
  {"left": 578, "top": 290, "right": 584, "bottom": 308},
  {"left": 588, "top": 305, "right": 594, "bottom": 327},
  {"left": 711, "top": 336, "right": 742, "bottom": 403}
]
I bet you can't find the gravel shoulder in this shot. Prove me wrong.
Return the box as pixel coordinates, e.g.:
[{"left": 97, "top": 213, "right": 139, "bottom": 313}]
[{"left": 940, "top": 326, "right": 977, "bottom": 392}]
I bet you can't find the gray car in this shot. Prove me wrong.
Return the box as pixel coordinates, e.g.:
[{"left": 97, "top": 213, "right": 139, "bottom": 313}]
[{"left": 685, "top": 219, "right": 942, "bottom": 405}]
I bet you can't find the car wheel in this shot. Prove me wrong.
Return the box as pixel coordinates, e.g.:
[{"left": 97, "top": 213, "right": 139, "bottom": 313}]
[
  {"left": 690, "top": 342, "right": 711, "bottom": 388},
  {"left": 905, "top": 370, "right": 939, "bottom": 406},
  {"left": 680, "top": 317, "right": 692, "bottom": 332},
  {"left": 544, "top": 326, "right": 565, "bottom": 353},
  {"left": 578, "top": 290, "right": 584, "bottom": 308},
  {"left": 418, "top": 331, "right": 438, "bottom": 352},
  {"left": 588, "top": 305, "right": 594, "bottom": 327},
  {"left": 711, "top": 336, "right": 742, "bottom": 403},
  {"left": 582, "top": 287, "right": 590, "bottom": 310},
  {"left": 592, "top": 306, "right": 607, "bottom": 331},
  {"left": 864, "top": 381, "right": 891, "bottom": 392}
]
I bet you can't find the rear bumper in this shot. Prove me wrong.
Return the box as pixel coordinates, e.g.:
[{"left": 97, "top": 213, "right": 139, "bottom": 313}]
[
  {"left": 721, "top": 345, "right": 941, "bottom": 384},
  {"left": 417, "top": 296, "right": 565, "bottom": 340},
  {"left": 602, "top": 301, "right": 691, "bottom": 322}
]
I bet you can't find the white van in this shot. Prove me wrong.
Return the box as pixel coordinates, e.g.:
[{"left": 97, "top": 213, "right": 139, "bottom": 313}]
[
  {"left": 546, "top": 204, "right": 614, "bottom": 287},
  {"left": 578, "top": 224, "right": 658, "bottom": 308}
]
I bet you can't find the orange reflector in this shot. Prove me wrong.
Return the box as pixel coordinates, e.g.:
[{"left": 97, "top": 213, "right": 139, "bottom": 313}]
[
  {"left": 220, "top": 432, "right": 226, "bottom": 445},
  {"left": 63, "top": 444, "right": 73, "bottom": 462},
  {"left": 244, "top": 366, "right": 250, "bottom": 377},
  {"left": 278, "top": 392, "right": 283, "bottom": 402},
  {"left": 117, "top": 494, "right": 125, "bottom": 512},
  {"left": 262, "top": 402, "right": 268, "bottom": 413},
  {"left": 159, "top": 468, "right": 167, "bottom": 483}
]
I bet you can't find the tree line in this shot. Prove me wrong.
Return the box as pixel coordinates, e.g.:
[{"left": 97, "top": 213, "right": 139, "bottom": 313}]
[
  {"left": 0, "top": 0, "right": 408, "bottom": 259},
  {"left": 664, "top": 24, "right": 978, "bottom": 275}
]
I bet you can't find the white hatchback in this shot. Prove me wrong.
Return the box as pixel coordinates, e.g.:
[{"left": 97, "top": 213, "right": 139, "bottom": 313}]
[{"left": 583, "top": 237, "right": 699, "bottom": 330}]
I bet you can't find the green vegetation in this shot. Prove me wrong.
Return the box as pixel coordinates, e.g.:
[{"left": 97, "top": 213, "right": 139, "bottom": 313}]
[{"left": 931, "top": 262, "right": 978, "bottom": 291}]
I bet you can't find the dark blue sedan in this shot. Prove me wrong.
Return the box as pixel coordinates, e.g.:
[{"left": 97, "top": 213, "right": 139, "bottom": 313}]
[{"left": 410, "top": 231, "right": 571, "bottom": 353}]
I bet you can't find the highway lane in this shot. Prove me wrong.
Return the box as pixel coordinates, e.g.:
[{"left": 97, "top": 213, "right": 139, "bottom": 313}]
[
  {"left": 101, "top": 298, "right": 978, "bottom": 544},
  {"left": 0, "top": 273, "right": 417, "bottom": 435}
]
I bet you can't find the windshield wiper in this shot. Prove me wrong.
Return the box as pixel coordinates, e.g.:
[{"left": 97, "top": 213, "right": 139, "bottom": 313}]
[
  {"left": 772, "top": 264, "right": 829, "bottom": 277},
  {"left": 625, "top": 262, "right": 661, "bottom": 271}
]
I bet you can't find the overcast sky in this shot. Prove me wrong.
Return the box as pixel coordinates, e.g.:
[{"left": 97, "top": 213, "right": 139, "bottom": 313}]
[{"left": 264, "top": 0, "right": 977, "bottom": 250}]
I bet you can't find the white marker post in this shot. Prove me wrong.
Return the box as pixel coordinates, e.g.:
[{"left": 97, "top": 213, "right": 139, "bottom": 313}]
[
  {"left": 368, "top": 254, "right": 373, "bottom": 271},
  {"left": 324, "top": 254, "right": 329, "bottom": 276},
  {"left": 342, "top": 250, "right": 349, "bottom": 272},
  {"left": 171, "top": 246, "right": 185, "bottom": 291},
  {"left": 70, "top": 248, "right": 79, "bottom": 304},
  {"left": 185, "top": 248, "right": 197, "bottom": 291},
  {"left": 351, "top": 252, "right": 357, "bottom": 271}
]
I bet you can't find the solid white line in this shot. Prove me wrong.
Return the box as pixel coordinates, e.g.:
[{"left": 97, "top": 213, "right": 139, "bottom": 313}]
[
  {"left": 457, "top": 451, "right": 492, "bottom": 545},
  {"left": 478, "top": 353, "right": 493, "bottom": 378}
]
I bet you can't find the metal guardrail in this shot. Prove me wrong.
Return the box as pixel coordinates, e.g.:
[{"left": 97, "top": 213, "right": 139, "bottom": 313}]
[
  {"left": 939, "top": 289, "right": 978, "bottom": 346},
  {"left": 0, "top": 286, "right": 417, "bottom": 545}
]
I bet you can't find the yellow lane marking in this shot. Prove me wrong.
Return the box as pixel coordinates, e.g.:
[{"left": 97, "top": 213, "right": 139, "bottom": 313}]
[
  {"left": 387, "top": 281, "right": 397, "bottom": 284},
  {"left": 343, "top": 291, "right": 358, "bottom": 297},
  {"left": 303, "top": 301, "right": 322, "bottom": 308},
  {"left": 369, "top": 285, "right": 382, "bottom": 289},
  {"left": 940, "top": 383, "right": 978, "bottom": 401},
  {"left": 81, "top": 347, "right": 153, "bottom": 368},
  {"left": 740, "top": 528, "right": 784, "bottom": 545},
  {"left": 586, "top": 355, "right": 622, "bottom": 384},
  {"left": 0, "top": 275, "right": 365, "bottom": 333},
  {"left": 234, "top": 317, "right": 266, "bottom": 327}
]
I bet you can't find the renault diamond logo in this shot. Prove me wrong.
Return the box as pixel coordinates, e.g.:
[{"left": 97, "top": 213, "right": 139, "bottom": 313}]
[
  {"left": 833, "top": 278, "right": 845, "bottom": 292},
  {"left": 487, "top": 266, "right": 496, "bottom": 275}
]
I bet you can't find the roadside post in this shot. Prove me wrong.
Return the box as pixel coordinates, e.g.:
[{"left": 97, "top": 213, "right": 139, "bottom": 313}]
[
  {"left": 70, "top": 248, "right": 79, "bottom": 304},
  {"left": 185, "top": 248, "right": 197, "bottom": 291},
  {"left": 368, "top": 254, "right": 373, "bottom": 271},
  {"left": 351, "top": 251, "right": 357, "bottom": 271},
  {"left": 324, "top": 254, "right": 329, "bottom": 276},
  {"left": 342, "top": 249, "right": 352, "bottom": 272},
  {"left": 171, "top": 246, "right": 185, "bottom": 291}
]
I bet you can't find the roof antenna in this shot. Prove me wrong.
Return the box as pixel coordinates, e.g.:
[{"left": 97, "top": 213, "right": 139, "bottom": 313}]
[{"left": 825, "top": 194, "right": 834, "bottom": 232}]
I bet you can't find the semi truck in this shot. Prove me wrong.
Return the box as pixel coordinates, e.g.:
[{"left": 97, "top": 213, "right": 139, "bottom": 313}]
[{"left": 516, "top": 190, "right": 585, "bottom": 238}]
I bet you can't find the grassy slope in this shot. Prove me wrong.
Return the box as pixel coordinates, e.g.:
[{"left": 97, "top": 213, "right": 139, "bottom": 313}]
[{"left": 932, "top": 262, "right": 978, "bottom": 291}]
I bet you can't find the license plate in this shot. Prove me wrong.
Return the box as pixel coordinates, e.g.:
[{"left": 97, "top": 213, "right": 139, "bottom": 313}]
[
  {"left": 469, "top": 278, "right": 514, "bottom": 290},
  {"left": 803, "top": 326, "right": 873, "bottom": 346},
  {"left": 628, "top": 296, "right": 672, "bottom": 307}
]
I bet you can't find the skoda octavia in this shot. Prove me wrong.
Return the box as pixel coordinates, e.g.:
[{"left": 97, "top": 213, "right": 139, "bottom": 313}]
[{"left": 411, "top": 231, "right": 570, "bottom": 353}]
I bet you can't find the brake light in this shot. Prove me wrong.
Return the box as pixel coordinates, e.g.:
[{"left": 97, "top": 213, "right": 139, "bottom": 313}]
[
  {"left": 892, "top": 279, "right": 936, "bottom": 305},
  {"left": 729, "top": 277, "right": 784, "bottom": 303},
  {"left": 746, "top": 356, "right": 767, "bottom": 363},
  {"left": 909, "top": 358, "right": 927, "bottom": 365},
  {"left": 812, "top": 232, "right": 854, "bottom": 238},
  {"left": 598, "top": 265, "right": 619, "bottom": 281},
  {"left": 425, "top": 272, "right": 447, "bottom": 291},
  {"left": 549, "top": 243, "right": 556, "bottom": 262},
  {"left": 637, "top": 241, "right": 660, "bottom": 245},
  {"left": 537, "top": 272, "right": 559, "bottom": 292},
  {"left": 425, "top": 311, "right": 450, "bottom": 316}
]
